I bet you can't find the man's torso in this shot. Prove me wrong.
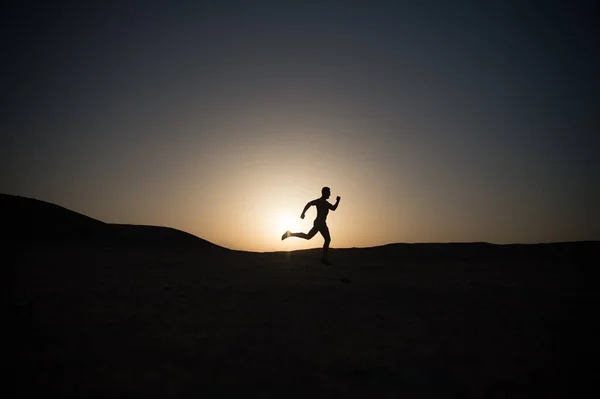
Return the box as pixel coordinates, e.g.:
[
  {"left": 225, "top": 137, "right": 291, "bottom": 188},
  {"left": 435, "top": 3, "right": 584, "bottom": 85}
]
[{"left": 314, "top": 198, "right": 330, "bottom": 224}]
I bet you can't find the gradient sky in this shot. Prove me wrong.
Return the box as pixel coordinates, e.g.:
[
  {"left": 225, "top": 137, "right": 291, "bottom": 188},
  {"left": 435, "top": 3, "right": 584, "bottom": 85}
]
[{"left": 2, "top": 0, "right": 599, "bottom": 251}]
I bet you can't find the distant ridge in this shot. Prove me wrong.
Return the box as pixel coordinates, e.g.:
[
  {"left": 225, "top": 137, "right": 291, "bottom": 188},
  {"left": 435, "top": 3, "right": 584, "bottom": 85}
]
[
  {"left": 3, "top": 193, "right": 597, "bottom": 256},
  {"left": 276, "top": 240, "right": 599, "bottom": 262},
  {"left": 1, "top": 193, "right": 225, "bottom": 251},
  {"left": 345, "top": 240, "right": 599, "bottom": 260}
]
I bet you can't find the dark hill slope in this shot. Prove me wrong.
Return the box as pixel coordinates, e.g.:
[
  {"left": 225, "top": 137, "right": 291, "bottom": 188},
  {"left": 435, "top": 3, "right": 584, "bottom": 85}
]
[
  {"left": 2, "top": 194, "right": 104, "bottom": 241},
  {"left": 1, "top": 194, "right": 224, "bottom": 250}
]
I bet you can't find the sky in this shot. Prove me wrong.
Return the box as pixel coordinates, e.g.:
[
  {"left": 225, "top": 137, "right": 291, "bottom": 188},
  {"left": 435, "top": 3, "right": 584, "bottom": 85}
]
[{"left": 2, "top": 0, "right": 599, "bottom": 251}]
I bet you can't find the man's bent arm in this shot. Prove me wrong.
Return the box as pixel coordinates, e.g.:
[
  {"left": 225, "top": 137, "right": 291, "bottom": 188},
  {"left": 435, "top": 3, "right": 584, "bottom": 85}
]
[
  {"left": 301, "top": 200, "right": 315, "bottom": 217},
  {"left": 331, "top": 197, "right": 341, "bottom": 210}
]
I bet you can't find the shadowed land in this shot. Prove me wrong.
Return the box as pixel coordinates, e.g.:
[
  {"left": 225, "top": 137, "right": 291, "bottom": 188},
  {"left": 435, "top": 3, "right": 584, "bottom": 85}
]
[
  {"left": 5, "top": 194, "right": 599, "bottom": 398},
  {"left": 2, "top": 194, "right": 223, "bottom": 251}
]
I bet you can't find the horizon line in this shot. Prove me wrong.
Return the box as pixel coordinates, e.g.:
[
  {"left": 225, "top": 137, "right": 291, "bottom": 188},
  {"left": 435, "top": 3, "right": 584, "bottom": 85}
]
[{"left": 3, "top": 192, "right": 598, "bottom": 252}]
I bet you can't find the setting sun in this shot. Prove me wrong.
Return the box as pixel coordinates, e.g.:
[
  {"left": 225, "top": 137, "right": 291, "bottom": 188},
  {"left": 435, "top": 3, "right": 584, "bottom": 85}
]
[{"left": 275, "top": 211, "right": 301, "bottom": 236}]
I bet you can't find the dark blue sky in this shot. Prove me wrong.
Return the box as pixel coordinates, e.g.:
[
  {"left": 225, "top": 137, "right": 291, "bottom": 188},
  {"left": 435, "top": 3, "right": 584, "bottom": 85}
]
[{"left": 2, "top": 0, "right": 599, "bottom": 248}]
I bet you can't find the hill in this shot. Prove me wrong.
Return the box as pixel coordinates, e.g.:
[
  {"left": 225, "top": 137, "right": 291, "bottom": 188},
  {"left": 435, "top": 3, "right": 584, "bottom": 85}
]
[{"left": 1, "top": 193, "right": 224, "bottom": 251}]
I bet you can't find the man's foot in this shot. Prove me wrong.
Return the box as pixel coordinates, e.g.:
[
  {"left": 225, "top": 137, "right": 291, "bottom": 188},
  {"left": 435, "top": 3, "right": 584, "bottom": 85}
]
[
  {"left": 281, "top": 230, "right": 291, "bottom": 240},
  {"left": 321, "top": 258, "right": 333, "bottom": 265}
]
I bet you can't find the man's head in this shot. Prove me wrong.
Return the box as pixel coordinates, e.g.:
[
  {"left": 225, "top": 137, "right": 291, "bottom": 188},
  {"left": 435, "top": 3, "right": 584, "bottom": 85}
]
[{"left": 321, "top": 186, "right": 331, "bottom": 199}]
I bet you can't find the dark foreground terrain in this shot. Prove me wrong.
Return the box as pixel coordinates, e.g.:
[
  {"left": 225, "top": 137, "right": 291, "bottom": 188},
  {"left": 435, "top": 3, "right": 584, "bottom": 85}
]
[{"left": 5, "top": 195, "right": 599, "bottom": 398}]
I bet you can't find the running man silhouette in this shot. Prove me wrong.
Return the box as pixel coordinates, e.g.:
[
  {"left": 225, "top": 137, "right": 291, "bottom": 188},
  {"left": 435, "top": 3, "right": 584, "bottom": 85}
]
[{"left": 281, "top": 187, "right": 341, "bottom": 265}]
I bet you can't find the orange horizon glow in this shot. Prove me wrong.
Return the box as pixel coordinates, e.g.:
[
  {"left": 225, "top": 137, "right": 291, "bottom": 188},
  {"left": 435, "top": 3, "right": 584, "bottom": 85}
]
[{"left": 4, "top": 119, "right": 597, "bottom": 251}]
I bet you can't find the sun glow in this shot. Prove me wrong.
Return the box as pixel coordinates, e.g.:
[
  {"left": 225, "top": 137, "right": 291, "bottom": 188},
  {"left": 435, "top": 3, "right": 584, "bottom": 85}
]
[{"left": 275, "top": 211, "right": 302, "bottom": 236}]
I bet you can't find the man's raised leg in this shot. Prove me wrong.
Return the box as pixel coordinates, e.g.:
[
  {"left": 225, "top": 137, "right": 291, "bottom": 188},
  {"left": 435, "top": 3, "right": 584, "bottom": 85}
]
[{"left": 282, "top": 227, "right": 318, "bottom": 241}]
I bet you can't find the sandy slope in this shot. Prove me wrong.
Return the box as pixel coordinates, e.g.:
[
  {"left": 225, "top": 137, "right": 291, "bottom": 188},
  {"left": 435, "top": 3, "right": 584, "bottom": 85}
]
[{"left": 8, "top": 242, "right": 598, "bottom": 398}]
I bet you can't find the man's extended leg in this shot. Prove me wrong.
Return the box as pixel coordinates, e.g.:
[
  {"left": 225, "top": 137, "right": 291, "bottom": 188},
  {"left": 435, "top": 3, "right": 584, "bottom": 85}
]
[{"left": 282, "top": 226, "right": 318, "bottom": 240}]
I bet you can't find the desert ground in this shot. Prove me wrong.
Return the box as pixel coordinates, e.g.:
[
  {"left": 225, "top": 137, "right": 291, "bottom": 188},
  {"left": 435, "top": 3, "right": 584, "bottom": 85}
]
[
  {"left": 8, "top": 241, "right": 598, "bottom": 398},
  {"left": 5, "top": 196, "right": 599, "bottom": 398}
]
